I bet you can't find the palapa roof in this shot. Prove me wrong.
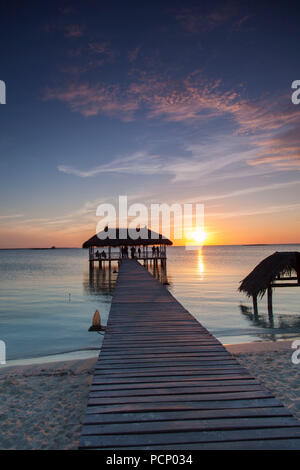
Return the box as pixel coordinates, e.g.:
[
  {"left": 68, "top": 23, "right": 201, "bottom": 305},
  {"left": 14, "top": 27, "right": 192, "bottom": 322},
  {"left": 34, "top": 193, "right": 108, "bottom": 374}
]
[
  {"left": 239, "top": 251, "right": 300, "bottom": 298},
  {"left": 82, "top": 227, "right": 173, "bottom": 248}
]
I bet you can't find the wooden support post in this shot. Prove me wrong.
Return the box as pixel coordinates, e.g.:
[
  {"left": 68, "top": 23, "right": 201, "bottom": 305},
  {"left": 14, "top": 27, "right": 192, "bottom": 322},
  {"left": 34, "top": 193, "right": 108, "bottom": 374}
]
[
  {"left": 297, "top": 268, "right": 300, "bottom": 285},
  {"left": 89, "top": 246, "right": 94, "bottom": 270},
  {"left": 267, "top": 285, "right": 273, "bottom": 317},
  {"left": 162, "top": 258, "right": 169, "bottom": 284},
  {"left": 252, "top": 295, "right": 258, "bottom": 317},
  {"left": 89, "top": 260, "right": 94, "bottom": 277},
  {"left": 108, "top": 262, "right": 111, "bottom": 288},
  {"left": 108, "top": 246, "right": 111, "bottom": 271}
]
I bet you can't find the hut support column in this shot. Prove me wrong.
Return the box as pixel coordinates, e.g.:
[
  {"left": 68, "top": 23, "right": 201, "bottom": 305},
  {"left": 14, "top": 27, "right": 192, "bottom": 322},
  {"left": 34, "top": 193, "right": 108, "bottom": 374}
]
[
  {"left": 252, "top": 295, "right": 258, "bottom": 317},
  {"left": 108, "top": 246, "right": 111, "bottom": 271},
  {"left": 267, "top": 285, "right": 273, "bottom": 317}
]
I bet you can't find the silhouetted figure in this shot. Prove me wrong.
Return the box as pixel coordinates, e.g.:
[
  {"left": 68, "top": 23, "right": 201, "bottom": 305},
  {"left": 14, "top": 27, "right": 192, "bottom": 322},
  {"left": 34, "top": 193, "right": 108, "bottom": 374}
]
[
  {"left": 130, "top": 246, "right": 136, "bottom": 258},
  {"left": 101, "top": 250, "right": 106, "bottom": 259},
  {"left": 138, "top": 247, "right": 141, "bottom": 258}
]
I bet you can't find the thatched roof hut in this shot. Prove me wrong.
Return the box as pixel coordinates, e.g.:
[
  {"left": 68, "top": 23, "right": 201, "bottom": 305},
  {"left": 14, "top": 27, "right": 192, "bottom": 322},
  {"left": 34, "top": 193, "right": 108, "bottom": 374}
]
[
  {"left": 82, "top": 227, "right": 173, "bottom": 248},
  {"left": 239, "top": 251, "right": 300, "bottom": 299}
]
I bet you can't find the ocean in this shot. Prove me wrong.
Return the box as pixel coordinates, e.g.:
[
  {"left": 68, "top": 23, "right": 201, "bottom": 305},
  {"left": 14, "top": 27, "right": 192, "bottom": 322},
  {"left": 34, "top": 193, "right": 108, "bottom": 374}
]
[{"left": 0, "top": 245, "right": 299, "bottom": 363}]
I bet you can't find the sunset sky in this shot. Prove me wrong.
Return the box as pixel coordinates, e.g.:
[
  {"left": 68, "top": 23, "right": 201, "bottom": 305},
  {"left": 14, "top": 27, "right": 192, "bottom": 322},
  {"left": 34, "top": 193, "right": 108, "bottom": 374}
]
[{"left": 0, "top": 0, "right": 299, "bottom": 247}]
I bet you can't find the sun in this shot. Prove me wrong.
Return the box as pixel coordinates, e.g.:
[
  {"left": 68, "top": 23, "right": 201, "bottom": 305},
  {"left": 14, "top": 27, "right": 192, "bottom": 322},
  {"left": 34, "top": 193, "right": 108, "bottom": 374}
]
[{"left": 188, "top": 229, "right": 208, "bottom": 245}]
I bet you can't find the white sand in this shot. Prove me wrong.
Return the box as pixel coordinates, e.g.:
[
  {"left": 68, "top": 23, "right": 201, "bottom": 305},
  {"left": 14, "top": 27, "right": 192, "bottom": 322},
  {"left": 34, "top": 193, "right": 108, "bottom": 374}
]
[
  {"left": 1, "top": 340, "right": 300, "bottom": 449},
  {"left": 226, "top": 340, "right": 300, "bottom": 420},
  {"left": 0, "top": 357, "right": 97, "bottom": 450}
]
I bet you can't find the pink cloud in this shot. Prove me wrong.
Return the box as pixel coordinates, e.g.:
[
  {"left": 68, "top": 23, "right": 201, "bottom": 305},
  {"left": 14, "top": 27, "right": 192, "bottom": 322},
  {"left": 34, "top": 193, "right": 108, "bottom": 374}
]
[
  {"left": 44, "top": 83, "right": 139, "bottom": 120},
  {"left": 88, "top": 42, "right": 111, "bottom": 55},
  {"left": 64, "top": 24, "right": 84, "bottom": 38},
  {"left": 248, "top": 122, "right": 300, "bottom": 168},
  {"left": 43, "top": 22, "right": 84, "bottom": 38},
  {"left": 128, "top": 46, "right": 141, "bottom": 63},
  {"left": 174, "top": 4, "right": 241, "bottom": 33},
  {"left": 44, "top": 73, "right": 297, "bottom": 133},
  {"left": 44, "top": 71, "right": 300, "bottom": 171}
]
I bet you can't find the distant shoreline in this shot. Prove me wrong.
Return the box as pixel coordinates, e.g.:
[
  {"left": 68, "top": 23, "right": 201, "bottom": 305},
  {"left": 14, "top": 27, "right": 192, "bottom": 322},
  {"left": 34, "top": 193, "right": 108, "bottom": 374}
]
[
  {"left": 0, "top": 243, "right": 299, "bottom": 250},
  {"left": 0, "top": 247, "right": 80, "bottom": 250}
]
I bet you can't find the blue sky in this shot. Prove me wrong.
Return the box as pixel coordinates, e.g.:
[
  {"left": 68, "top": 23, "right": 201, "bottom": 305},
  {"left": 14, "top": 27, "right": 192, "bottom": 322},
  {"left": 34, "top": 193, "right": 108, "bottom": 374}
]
[{"left": 0, "top": 0, "right": 299, "bottom": 247}]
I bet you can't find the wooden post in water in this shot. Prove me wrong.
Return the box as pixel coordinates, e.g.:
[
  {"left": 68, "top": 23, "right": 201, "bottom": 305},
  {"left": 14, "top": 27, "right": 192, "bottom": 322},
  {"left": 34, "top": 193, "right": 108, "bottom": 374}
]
[
  {"left": 267, "top": 285, "right": 273, "bottom": 316},
  {"left": 252, "top": 295, "right": 258, "bottom": 317},
  {"left": 108, "top": 246, "right": 111, "bottom": 271},
  {"left": 89, "top": 246, "right": 93, "bottom": 268}
]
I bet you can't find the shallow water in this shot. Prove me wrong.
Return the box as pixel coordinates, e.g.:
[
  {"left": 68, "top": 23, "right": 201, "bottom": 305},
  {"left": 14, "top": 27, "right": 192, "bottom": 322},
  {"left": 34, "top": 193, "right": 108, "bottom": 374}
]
[
  {"left": 0, "top": 245, "right": 299, "bottom": 361},
  {"left": 164, "top": 245, "right": 300, "bottom": 345}
]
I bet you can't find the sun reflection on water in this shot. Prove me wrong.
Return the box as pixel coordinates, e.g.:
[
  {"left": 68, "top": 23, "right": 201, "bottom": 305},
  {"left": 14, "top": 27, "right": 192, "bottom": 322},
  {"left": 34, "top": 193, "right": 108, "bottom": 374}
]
[{"left": 197, "top": 248, "right": 205, "bottom": 278}]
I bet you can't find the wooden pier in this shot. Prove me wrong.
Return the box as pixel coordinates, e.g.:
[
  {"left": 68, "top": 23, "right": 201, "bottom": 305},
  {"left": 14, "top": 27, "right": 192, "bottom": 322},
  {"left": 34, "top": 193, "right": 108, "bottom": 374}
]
[{"left": 80, "top": 260, "right": 300, "bottom": 450}]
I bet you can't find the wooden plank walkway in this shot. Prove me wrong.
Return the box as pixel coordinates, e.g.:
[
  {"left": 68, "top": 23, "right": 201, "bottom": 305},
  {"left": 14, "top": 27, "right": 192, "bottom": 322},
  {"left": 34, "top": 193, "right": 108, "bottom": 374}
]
[{"left": 79, "top": 260, "right": 300, "bottom": 450}]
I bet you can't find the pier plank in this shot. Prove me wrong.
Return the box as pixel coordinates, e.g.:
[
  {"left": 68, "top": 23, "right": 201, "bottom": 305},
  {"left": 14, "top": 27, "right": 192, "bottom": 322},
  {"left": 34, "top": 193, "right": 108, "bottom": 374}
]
[{"left": 79, "top": 260, "right": 300, "bottom": 450}]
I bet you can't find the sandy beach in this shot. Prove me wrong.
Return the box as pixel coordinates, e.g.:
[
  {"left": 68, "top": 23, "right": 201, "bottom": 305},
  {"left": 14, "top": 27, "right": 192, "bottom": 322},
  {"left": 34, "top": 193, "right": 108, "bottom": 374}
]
[
  {"left": 226, "top": 340, "right": 300, "bottom": 421},
  {"left": 0, "top": 357, "right": 97, "bottom": 450},
  {"left": 1, "top": 340, "right": 300, "bottom": 450}
]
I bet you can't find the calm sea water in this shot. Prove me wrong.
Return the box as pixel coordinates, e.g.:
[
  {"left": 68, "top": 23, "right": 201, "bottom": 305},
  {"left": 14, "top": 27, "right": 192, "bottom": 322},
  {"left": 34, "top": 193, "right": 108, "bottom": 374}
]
[{"left": 0, "top": 245, "right": 300, "bottom": 362}]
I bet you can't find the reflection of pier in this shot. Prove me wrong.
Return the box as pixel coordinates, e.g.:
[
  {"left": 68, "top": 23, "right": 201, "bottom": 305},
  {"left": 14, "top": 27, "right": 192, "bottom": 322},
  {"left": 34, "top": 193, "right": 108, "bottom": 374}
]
[
  {"left": 84, "top": 260, "right": 169, "bottom": 296},
  {"left": 239, "top": 303, "right": 300, "bottom": 341},
  {"left": 83, "top": 265, "right": 118, "bottom": 297}
]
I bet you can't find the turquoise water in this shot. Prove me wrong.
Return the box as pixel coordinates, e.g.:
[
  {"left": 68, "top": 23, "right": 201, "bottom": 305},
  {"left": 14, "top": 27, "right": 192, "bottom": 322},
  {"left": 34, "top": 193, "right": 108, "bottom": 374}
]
[{"left": 0, "top": 245, "right": 300, "bottom": 361}]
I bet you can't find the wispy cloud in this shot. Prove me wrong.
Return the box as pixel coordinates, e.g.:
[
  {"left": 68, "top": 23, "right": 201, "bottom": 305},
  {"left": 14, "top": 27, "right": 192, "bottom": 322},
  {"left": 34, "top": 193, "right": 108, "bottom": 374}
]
[
  {"left": 44, "top": 22, "right": 85, "bottom": 38},
  {"left": 57, "top": 136, "right": 258, "bottom": 182},
  {"left": 58, "top": 152, "right": 163, "bottom": 177},
  {"left": 87, "top": 41, "right": 116, "bottom": 59},
  {"left": 44, "top": 82, "right": 139, "bottom": 119},
  {"left": 60, "top": 41, "right": 116, "bottom": 76},
  {"left": 248, "top": 122, "right": 300, "bottom": 169},
  {"left": 0, "top": 214, "right": 24, "bottom": 221},
  {"left": 174, "top": 4, "right": 245, "bottom": 33},
  {"left": 208, "top": 202, "right": 300, "bottom": 219},
  {"left": 183, "top": 179, "right": 300, "bottom": 204},
  {"left": 64, "top": 24, "right": 84, "bottom": 38},
  {"left": 44, "top": 71, "right": 298, "bottom": 131},
  {"left": 128, "top": 46, "right": 141, "bottom": 63},
  {"left": 46, "top": 70, "right": 300, "bottom": 173}
]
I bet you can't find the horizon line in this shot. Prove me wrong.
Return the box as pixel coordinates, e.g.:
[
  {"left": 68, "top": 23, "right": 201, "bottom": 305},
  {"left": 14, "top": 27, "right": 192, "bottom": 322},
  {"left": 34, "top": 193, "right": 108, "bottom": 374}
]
[{"left": 0, "top": 242, "right": 299, "bottom": 250}]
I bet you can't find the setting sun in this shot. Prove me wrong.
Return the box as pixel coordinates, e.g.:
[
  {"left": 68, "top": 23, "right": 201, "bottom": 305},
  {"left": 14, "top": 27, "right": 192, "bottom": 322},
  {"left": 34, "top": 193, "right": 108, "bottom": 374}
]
[{"left": 188, "top": 229, "right": 208, "bottom": 245}]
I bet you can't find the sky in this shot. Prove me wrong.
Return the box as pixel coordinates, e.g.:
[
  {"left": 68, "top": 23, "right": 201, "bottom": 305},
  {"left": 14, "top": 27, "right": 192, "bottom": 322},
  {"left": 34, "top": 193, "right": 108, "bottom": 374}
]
[{"left": 0, "top": 0, "right": 299, "bottom": 247}]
